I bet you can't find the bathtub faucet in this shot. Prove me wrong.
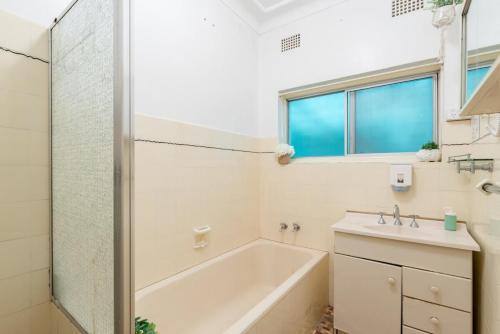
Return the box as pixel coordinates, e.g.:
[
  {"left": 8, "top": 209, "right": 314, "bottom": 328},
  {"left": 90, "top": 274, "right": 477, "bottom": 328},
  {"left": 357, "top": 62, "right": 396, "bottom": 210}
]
[{"left": 280, "top": 223, "right": 288, "bottom": 232}]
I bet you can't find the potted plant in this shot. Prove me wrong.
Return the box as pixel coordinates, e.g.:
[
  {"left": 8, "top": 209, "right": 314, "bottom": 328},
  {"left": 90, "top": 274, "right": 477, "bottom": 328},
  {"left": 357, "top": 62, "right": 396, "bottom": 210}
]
[
  {"left": 135, "top": 317, "right": 158, "bottom": 334},
  {"left": 427, "top": 0, "right": 463, "bottom": 28},
  {"left": 416, "top": 141, "right": 441, "bottom": 162}
]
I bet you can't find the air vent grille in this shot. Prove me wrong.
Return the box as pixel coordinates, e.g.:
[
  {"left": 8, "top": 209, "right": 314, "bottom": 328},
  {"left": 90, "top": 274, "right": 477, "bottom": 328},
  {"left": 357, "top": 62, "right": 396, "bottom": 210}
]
[
  {"left": 281, "top": 34, "right": 301, "bottom": 53},
  {"left": 392, "top": 0, "right": 424, "bottom": 17}
]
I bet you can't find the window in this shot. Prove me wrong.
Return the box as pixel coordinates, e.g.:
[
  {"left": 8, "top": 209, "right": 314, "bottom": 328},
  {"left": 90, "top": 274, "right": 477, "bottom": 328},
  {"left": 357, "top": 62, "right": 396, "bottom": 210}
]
[
  {"left": 466, "top": 65, "right": 491, "bottom": 100},
  {"left": 287, "top": 75, "right": 436, "bottom": 158},
  {"left": 288, "top": 91, "right": 345, "bottom": 157}
]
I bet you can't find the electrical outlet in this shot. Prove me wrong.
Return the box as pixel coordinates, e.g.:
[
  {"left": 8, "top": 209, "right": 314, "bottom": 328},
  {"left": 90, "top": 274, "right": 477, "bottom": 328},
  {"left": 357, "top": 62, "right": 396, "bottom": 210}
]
[
  {"left": 447, "top": 108, "right": 467, "bottom": 121},
  {"left": 471, "top": 116, "right": 481, "bottom": 141}
]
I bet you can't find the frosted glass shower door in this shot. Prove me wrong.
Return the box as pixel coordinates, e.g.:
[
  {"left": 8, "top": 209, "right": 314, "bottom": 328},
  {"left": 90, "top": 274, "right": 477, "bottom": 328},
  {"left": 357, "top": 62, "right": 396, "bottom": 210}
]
[{"left": 50, "top": 0, "right": 132, "bottom": 333}]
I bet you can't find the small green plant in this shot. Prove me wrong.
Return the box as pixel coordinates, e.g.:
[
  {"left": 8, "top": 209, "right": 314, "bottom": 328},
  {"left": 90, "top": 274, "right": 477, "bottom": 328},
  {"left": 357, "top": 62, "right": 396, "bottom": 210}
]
[
  {"left": 427, "top": 0, "right": 463, "bottom": 8},
  {"left": 421, "top": 141, "right": 439, "bottom": 150},
  {"left": 135, "top": 317, "right": 158, "bottom": 334}
]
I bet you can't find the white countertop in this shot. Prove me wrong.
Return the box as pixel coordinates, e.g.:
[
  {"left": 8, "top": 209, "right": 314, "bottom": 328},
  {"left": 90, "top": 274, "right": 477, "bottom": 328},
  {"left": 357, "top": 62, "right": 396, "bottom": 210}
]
[{"left": 332, "top": 212, "right": 480, "bottom": 252}]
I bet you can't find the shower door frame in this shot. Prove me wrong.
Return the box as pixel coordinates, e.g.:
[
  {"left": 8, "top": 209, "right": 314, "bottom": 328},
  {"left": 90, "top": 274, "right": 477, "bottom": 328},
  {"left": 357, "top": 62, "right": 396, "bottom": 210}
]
[{"left": 48, "top": 0, "right": 134, "bottom": 333}]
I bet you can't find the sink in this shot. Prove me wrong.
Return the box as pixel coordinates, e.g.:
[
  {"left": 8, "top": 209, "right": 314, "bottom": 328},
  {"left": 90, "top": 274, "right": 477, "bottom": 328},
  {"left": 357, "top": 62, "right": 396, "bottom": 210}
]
[
  {"left": 363, "top": 224, "right": 431, "bottom": 237},
  {"left": 332, "top": 212, "right": 480, "bottom": 251}
]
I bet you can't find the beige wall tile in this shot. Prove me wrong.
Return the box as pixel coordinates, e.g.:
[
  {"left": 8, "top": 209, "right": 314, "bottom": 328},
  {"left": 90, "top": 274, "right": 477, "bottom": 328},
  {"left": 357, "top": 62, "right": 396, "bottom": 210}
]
[
  {"left": 0, "top": 10, "right": 48, "bottom": 61},
  {"left": 0, "top": 237, "right": 49, "bottom": 279},
  {"left": 0, "top": 166, "right": 49, "bottom": 202},
  {"left": 0, "top": 52, "right": 48, "bottom": 97},
  {"left": 0, "top": 128, "right": 49, "bottom": 166},
  {"left": 135, "top": 115, "right": 261, "bottom": 290},
  {"left": 0, "top": 200, "right": 49, "bottom": 242},
  {"left": 30, "top": 269, "right": 50, "bottom": 306},
  {"left": 0, "top": 307, "right": 31, "bottom": 334},
  {"left": 0, "top": 238, "right": 31, "bottom": 279},
  {"left": 0, "top": 10, "right": 50, "bottom": 332},
  {"left": 0, "top": 89, "right": 48, "bottom": 131},
  {"left": 0, "top": 273, "right": 31, "bottom": 316}
]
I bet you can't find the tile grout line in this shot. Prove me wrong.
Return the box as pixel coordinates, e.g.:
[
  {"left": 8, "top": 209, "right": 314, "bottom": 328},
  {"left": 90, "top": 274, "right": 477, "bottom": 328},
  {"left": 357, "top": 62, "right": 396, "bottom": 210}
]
[
  {"left": 0, "top": 45, "right": 48, "bottom": 63},
  {"left": 135, "top": 138, "right": 274, "bottom": 154}
]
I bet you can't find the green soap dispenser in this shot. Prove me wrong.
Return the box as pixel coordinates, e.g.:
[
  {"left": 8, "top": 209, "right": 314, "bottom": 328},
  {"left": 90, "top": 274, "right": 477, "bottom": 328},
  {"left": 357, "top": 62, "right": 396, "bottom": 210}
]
[{"left": 444, "top": 207, "right": 457, "bottom": 231}]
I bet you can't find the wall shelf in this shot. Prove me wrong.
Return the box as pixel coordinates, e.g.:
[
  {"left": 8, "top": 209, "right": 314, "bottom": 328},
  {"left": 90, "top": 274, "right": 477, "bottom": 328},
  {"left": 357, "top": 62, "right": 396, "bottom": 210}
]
[
  {"left": 447, "top": 154, "right": 494, "bottom": 174},
  {"left": 460, "top": 57, "right": 500, "bottom": 117}
]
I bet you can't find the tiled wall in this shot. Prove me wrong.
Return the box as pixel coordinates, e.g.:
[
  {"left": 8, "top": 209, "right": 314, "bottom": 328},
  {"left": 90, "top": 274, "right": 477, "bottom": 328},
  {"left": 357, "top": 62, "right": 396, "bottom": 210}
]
[
  {"left": 0, "top": 9, "right": 51, "bottom": 334},
  {"left": 134, "top": 114, "right": 261, "bottom": 290},
  {"left": 258, "top": 143, "right": 479, "bottom": 303},
  {"left": 465, "top": 118, "right": 500, "bottom": 334}
]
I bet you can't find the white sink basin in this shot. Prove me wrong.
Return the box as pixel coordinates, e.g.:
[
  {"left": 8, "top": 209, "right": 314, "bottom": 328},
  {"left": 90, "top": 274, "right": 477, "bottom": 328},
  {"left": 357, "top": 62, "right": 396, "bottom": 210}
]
[
  {"left": 364, "top": 224, "right": 431, "bottom": 238},
  {"left": 332, "top": 212, "right": 480, "bottom": 251}
]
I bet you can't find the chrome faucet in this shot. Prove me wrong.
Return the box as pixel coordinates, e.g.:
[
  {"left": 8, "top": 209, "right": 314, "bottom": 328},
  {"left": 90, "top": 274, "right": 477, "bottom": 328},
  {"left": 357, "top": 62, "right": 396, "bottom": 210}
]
[
  {"left": 280, "top": 223, "right": 288, "bottom": 232},
  {"left": 393, "top": 205, "right": 403, "bottom": 226},
  {"left": 409, "top": 215, "right": 419, "bottom": 228}
]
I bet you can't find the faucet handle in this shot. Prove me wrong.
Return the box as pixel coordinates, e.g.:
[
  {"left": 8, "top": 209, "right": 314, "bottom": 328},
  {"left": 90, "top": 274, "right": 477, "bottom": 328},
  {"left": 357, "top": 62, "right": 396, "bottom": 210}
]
[
  {"left": 292, "top": 223, "right": 301, "bottom": 232},
  {"left": 377, "top": 212, "right": 386, "bottom": 225},
  {"left": 280, "top": 223, "right": 288, "bottom": 232},
  {"left": 409, "top": 215, "right": 419, "bottom": 228}
]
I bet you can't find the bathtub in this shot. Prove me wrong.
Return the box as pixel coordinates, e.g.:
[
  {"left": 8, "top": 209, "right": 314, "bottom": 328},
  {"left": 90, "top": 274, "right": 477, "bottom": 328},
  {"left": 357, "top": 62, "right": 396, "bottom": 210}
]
[{"left": 135, "top": 239, "right": 329, "bottom": 334}]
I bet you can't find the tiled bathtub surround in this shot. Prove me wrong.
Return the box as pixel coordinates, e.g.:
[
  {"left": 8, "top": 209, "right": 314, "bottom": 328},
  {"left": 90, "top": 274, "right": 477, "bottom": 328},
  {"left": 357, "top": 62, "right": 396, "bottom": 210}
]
[
  {"left": 135, "top": 112, "right": 500, "bottom": 306},
  {"left": 0, "top": 9, "right": 50, "bottom": 334},
  {"left": 135, "top": 114, "right": 263, "bottom": 289}
]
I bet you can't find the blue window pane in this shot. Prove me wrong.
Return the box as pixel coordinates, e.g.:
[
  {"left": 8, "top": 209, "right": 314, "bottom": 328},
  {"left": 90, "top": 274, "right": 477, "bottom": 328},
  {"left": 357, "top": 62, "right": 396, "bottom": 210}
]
[
  {"left": 354, "top": 77, "right": 434, "bottom": 154},
  {"left": 288, "top": 92, "right": 345, "bottom": 157},
  {"left": 467, "top": 66, "right": 490, "bottom": 100}
]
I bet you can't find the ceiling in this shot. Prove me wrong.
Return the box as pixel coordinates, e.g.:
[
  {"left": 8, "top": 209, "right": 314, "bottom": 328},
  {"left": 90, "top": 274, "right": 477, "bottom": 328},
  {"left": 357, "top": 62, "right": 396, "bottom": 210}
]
[
  {"left": 221, "top": 0, "right": 346, "bottom": 33},
  {"left": 0, "top": 0, "right": 72, "bottom": 27}
]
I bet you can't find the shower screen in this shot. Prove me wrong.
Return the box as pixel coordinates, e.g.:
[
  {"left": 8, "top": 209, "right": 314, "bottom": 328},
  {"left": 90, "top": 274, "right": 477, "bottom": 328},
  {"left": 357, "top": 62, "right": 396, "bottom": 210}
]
[{"left": 50, "top": 0, "right": 132, "bottom": 333}]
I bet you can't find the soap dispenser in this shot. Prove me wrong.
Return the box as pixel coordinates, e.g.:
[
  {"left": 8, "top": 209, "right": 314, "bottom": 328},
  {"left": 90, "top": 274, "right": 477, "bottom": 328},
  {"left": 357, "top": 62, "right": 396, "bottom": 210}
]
[{"left": 443, "top": 207, "right": 457, "bottom": 231}]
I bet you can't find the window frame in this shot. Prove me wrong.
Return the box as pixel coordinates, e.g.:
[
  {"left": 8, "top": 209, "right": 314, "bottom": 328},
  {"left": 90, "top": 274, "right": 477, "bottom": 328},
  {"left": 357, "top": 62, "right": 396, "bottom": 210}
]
[{"left": 282, "top": 72, "right": 439, "bottom": 158}]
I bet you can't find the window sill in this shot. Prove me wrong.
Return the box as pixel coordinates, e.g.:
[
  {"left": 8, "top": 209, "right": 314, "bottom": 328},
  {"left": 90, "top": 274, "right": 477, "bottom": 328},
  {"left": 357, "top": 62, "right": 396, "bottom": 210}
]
[{"left": 290, "top": 153, "right": 421, "bottom": 164}]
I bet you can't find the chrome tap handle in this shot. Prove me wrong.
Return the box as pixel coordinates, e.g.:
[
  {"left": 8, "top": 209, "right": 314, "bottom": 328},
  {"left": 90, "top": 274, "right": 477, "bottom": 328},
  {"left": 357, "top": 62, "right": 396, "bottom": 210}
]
[
  {"left": 280, "top": 223, "right": 288, "bottom": 232},
  {"left": 409, "top": 215, "right": 419, "bottom": 228},
  {"left": 292, "top": 223, "right": 301, "bottom": 232},
  {"left": 378, "top": 212, "right": 386, "bottom": 225}
]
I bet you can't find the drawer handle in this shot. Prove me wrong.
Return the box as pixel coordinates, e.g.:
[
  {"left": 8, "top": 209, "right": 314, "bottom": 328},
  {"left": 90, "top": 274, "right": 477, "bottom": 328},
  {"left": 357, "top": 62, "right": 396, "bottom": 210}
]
[
  {"left": 387, "top": 277, "right": 396, "bottom": 285},
  {"left": 430, "top": 286, "right": 440, "bottom": 294},
  {"left": 430, "top": 316, "right": 440, "bottom": 325}
]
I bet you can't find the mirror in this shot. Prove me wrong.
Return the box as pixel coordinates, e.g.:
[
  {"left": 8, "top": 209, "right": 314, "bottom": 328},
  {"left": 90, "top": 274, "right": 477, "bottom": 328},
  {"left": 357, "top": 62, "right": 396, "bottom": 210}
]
[{"left": 462, "top": 0, "right": 500, "bottom": 106}]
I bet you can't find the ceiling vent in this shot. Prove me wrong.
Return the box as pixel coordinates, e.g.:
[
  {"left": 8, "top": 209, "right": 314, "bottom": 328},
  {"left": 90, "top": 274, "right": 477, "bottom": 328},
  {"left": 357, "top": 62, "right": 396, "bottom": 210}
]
[
  {"left": 281, "top": 34, "right": 301, "bottom": 53},
  {"left": 392, "top": 0, "right": 424, "bottom": 17}
]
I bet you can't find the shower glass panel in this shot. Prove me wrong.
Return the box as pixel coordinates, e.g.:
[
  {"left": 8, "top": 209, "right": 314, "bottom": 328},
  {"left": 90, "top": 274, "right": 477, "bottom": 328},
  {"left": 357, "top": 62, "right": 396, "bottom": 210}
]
[{"left": 50, "top": 0, "right": 132, "bottom": 333}]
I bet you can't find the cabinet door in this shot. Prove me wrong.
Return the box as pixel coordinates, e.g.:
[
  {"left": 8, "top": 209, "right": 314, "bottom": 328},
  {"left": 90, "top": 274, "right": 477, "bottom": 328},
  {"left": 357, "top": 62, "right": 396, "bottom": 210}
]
[{"left": 334, "top": 254, "right": 402, "bottom": 334}]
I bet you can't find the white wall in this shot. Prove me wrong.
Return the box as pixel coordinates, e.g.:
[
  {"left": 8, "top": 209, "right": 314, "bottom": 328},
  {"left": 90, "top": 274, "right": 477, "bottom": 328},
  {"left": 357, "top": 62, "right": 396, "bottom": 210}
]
[
  {"left": 257, "top": 0, "right": 441, "bottom": 137},
  {"left": 134, "top": 0, "right": 260, "bottom": 137},
  {"left": 0, "top": 0, "right": 71, "bottom": 27},
  {"left": 467, "top": 0, "right": 500, "bottom": 50}
]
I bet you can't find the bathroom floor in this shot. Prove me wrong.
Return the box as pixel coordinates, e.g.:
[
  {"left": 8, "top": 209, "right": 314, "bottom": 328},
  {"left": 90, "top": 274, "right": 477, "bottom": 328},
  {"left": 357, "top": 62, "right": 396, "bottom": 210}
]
[{"left": 312, "top": 306, "right": 334, "bottom": 334}]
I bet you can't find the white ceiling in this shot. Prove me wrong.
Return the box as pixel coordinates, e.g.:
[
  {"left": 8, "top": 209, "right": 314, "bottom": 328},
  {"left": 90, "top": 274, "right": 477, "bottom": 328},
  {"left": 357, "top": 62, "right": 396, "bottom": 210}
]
[
  {"left": 221, "top": 0, "right": 347, "bottom": 33},
  {"left": 0, "top": 0, "right": 72, "bottom": 27}
]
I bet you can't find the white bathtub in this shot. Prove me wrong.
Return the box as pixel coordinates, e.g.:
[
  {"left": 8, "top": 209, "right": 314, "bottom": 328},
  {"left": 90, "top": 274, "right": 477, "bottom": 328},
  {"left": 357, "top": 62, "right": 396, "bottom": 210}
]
[{"left": 135, "top": 239, "right": 329, "bottom": 334}]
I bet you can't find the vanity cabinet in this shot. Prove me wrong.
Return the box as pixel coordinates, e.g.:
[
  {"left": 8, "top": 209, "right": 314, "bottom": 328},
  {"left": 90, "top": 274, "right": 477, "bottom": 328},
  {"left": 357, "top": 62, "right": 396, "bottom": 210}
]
[
  {"left": 333, "top": 232, "right": 475, "bottom": 334},
  {"left": 334, "top": 254, "right": 401, "bottom": 334}
]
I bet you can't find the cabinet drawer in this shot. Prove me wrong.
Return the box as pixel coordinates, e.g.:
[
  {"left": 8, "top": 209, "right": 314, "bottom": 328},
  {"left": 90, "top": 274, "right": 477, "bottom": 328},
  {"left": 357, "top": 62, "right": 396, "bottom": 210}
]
[
  {"left": 403, "top": 267, "right": 472, "bottom": 311},
  {"left": 403, "top": 297, "right": 471, "bottom": 334},
  {"left": 403, "top": 326, "right": 428, "bottom": 334}
]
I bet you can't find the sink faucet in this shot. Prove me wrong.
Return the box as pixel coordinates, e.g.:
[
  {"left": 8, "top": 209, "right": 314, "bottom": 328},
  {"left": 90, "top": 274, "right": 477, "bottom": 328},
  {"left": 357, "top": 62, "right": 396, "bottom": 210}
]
[{"left": 393, "top": 205, "right": 403, "bottom": 226}]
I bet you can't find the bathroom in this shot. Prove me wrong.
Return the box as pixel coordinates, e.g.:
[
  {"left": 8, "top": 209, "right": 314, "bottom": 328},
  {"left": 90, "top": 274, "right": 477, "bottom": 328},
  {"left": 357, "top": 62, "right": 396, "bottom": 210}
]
[{"left": 0, "top": 0, "right": 499, "bottom": 333}]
